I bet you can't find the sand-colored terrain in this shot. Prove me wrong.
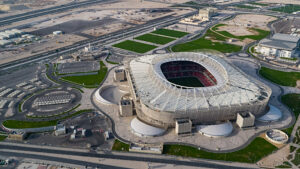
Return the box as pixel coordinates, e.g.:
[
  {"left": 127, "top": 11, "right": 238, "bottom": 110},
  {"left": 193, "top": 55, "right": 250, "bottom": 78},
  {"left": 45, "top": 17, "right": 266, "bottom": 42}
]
[
  {"left": 82, "top": 23, "right": 133, "bottom": 36},
  {"left": 212, "top": 14, "right": 277, "bottom": 46},
  {"left": 259, "top": 0, "right": 300, "bottom": 5},
  {"left": 220, "top": 14, "right": 277, "bottom": 35},
  {"left": 0, "top": 34, "right": 86, "bottom": 65},
  {"left": 217, "top": 14, "right": 276, "bottom": 37},
  {"left": 0, "top": 0, "right": 77, "bottom": 17}
]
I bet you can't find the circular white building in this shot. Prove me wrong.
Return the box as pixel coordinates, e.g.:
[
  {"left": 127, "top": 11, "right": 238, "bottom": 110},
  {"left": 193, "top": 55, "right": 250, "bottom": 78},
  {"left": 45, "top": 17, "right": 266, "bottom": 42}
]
[{"left": 127, "top": 52, "right": 271, "bottom": 128}]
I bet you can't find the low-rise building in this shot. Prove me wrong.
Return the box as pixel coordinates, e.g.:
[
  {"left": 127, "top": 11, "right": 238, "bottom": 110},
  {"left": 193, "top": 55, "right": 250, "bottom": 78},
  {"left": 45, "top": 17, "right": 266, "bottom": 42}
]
[
  {"left": 7, "top": 132, "right": 27, "bottom": 141},
  {"left": 114, "top": 69, "right": 126, "bottom": 82},
  {"left": 236, "top": 112, "right": 255, "bottom": 128},
  {"left": 54, "top": 125, "right": 66, "bottom": 136},
  {"left": 175, "top": 118, "right": 192, "bottom": 135},
  {"left": 255, "top": 33, "right": 300, "bottom": 58},
  {"left": 53, "top": 31, "right": 63, "bottom": 36},
  {"left": 119, "top": 99, "right": 133, "bottom": 117}
]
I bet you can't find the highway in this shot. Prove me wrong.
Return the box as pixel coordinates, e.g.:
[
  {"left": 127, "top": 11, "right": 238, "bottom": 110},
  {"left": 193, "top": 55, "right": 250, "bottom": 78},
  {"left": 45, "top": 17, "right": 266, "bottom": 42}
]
[
  {"left": 0, "top": 11, "right": 196, "bottom": 71},
  {"left": 0, "top": 143, "right": 254, "bottom": 169},
  {"left": 0, "top": 0, "right": 113, "bottom": 27}
]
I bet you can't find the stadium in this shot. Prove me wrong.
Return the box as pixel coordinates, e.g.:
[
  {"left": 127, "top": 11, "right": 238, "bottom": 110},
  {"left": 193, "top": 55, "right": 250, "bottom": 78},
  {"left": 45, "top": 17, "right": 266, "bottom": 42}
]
[{"left": 126, "top": 52, "right": 272, "bottom": 129}]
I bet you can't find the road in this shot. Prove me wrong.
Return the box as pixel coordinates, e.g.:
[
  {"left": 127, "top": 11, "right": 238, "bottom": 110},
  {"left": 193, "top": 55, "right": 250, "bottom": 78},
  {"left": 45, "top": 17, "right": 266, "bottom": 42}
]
[
  {"left": 0, "top": 0, "right": 113, "bottom": 27},
  {"left": 0, "top": 143, "right": 256, "bottom": 169},
  {"left": 0, "top": 11, "right": 196, "bottom": 71}
]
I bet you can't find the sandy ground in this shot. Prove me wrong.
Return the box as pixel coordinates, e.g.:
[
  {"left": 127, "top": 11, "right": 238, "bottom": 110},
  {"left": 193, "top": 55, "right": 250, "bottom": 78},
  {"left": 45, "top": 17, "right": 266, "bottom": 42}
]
[
  {"left": 0, "top": 0, "right": 194, "bottom": 65},
  {"left": 257, "top": 144, "right": 290, "bottom": 168},
  {"left": 221, "top": 14, "right": 277, "bottom": 35},
  {"left": 215, "top": 0, "right": 245, "bottom": 5},
  {"left": 0, "top": 34, "right": 86, "bottom": 65},
  {"left": 258, "top": 0, "right": 300, "bottom": 5},
  {"left": 1, "top": 0, "right": 188, "bottom": 31},
  {"left": 25, "top": 8, "right": 176, "bottom": 32},
  {"left": 82, "top": 22, "right": 133, "bottom": 37},
  {"left": 0, "top": 0, "right": 78, "bottom": 17}
]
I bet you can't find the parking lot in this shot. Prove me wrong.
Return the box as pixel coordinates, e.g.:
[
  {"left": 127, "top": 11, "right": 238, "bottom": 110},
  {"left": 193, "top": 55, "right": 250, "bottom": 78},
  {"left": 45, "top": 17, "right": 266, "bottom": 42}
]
[
  {"left": 26, "top": 112, "right": 113, "bottom": 150},
  {"left": 58, "top": 61, "right": 100, "bottom": 74}
]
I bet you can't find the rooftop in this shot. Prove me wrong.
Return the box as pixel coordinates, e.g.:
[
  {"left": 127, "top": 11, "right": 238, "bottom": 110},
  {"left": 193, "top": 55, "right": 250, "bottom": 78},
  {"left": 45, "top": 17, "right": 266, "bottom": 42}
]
[{"left": 259, "top": 33, "right": 300, "bottom": 50}]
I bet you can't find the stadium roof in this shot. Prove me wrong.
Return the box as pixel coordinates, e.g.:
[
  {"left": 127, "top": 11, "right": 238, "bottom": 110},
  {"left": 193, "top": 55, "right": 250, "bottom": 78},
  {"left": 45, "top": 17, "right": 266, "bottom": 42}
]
[
  {"left": 129, "top": 52, "right": 271, "bottom": 113},
  {"left": 258, "top": 105, "right": 282, "bottom": 122},
  {"left": 130, "top": 117, "right": 165, "bottom": 137},
  {"left": 196, "top": 122, "right": 233, "bottom": 137}
]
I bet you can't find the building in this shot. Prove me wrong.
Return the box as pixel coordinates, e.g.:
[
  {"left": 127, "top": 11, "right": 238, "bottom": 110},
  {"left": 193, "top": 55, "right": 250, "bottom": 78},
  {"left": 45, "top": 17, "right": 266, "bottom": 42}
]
[
  {"left": 119, "top": 99, "right": 133, "bottom": 117},
  {"left": 7, "top": 132, "right": 27, "bottom": 141},
  {"left": 114, "top": 69, "right": 126, "bottom": 82},
  {"left": 236, "top": 112, "right": 255, "bottom": 128},
  {"left": 197, "top": 8, "right": 216, "bottom": 21},
  {"left": 126, "top": 52, "right": 271, "bottom": 128},
  {"left": 175, "top": 118, "right": 192, "bottom": 134},
  {"left": 255, "top": 33, "right": 300, "bottom": 58},
  {"left": 53, "top": 31, "right": 63, "bottom": 36},
  {"left": 54, "top": 125, "right": 66, "bottom": 136}
]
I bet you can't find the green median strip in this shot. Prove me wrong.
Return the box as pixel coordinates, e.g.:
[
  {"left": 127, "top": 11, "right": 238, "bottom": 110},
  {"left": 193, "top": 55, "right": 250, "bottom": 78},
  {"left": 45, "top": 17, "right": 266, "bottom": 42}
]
[
  {"left": 259, "top": 67, "right": 300, "bottom": 87},
  {"left": 0, "top": 135, "right": 7, "bottom": 141},
  {"left": 163, "top": 137, "right": 277, "bottom": 163},
  {"left": 3, "top": 120, "right": 58, "bottom": 129},
  {"left": 3, "top": 109, "right": 93, "bottom": 129},
  {"left": 271, "top": 4, "right": 300, "bottom": 14},
  {"left": 112, "top": 139, "right": 130, "bottom": 151},
  {"left": 212, "top": 24, "right": 270, "bottom": 41},
  {"left": 172, "top": 30, "right": 242, "bottom": 53},
  {"left": 235, "top": 5, "right": 257, "bottom": 9}
]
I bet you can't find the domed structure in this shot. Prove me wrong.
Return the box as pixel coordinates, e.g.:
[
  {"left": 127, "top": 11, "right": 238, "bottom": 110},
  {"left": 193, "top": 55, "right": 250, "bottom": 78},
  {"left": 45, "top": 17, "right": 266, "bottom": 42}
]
[{"left": 126, "top": 52, "right": 271, "bottom": 128}]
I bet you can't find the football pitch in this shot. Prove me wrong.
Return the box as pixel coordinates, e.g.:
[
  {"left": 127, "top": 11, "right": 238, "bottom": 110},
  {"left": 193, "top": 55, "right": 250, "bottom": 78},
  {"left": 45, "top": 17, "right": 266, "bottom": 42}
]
[
  {"left": 113, "top": 40, "right": 157, "bottom": 53},
  {"left": 167, "top": 77, "right": 204, "bottom": 87}
]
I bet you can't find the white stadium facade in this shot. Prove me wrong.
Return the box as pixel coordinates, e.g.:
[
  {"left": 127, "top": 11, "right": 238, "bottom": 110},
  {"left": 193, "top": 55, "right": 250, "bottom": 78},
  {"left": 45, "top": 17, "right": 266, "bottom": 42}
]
[{"left": 126, "top": 52, "right": 272, "bottom": 129}]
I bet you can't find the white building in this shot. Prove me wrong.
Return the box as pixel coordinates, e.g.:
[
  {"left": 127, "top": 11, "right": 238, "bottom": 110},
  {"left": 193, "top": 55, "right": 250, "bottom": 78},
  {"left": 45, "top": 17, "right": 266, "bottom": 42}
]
[
  {"left": 255, "top": 33, "right": 300, "bottom": 58},
  {"left": 53, "top": 31, "right": 63, "bottom": 36},
  {"left": 179, "top": 7, "right": 216, "bottom": 25}
]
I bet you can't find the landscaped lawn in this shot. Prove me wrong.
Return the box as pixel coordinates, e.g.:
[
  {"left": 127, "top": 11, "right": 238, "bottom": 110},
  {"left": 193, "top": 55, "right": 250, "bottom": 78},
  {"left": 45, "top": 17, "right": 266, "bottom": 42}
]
[
  {"left": 271, "top": 4, "right": 300, "bottom": 14},
  {"left": 171, "top": 27, "right": 242, "bottom": 53},
  {"left": 163, "top": 137, "right": 277, "bottom": 163},
  {"left": 281, "top": 94, "right": 300, "bottom": 136},
  {"left": 282, "top": 94, "right": 300, "bottom": 119},
  {"left": 259, "top": 67, "right": 300, "bottom": 87},
  {"left": 172, "top": 35, "right": 241, "bottom": 53},
  {"left": 151, "top": 29, "right": 189, "bottom": 38},
  {"left": 61, "top": 61, "right": 107, "bottom": 88},
  {"left": 212, "top": 24, "right": 270, "bottom": 40},
  {"left": 134, "top": 34, "right": 175, "bottom": 45},
  {"left": 2, "top": 120, "right": 57, "bottom": 129},
  {"left": 112, "top": 139, "right": 129, "bottom": 151},
  {"left": 292, "top": 148, "right": 300, "bottom": 166},
  {"left": 113, "top": 40, "right": 157, "bottom": 53},
  {"left": 2, "top": 109, "right": 93, "bottom": 129},
  {"left": 0, "top": 135, "right": 7, "bottom": 141},
  {"left": 248, "top": 2, "right": 268, "bottom": 6}
]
